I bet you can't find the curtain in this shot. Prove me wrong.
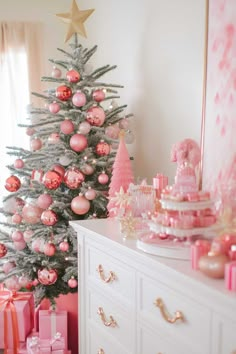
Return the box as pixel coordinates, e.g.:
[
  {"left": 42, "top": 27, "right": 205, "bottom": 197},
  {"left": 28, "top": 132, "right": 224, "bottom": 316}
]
[{"left": 0, "top": 22, "right": 44, "bottom": 202}]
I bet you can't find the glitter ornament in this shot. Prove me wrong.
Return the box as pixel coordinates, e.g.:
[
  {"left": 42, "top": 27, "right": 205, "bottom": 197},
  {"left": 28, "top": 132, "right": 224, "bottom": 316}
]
[
  {"left": 81, "top": 164, "right": 94, "bottom": 175},
  {"left": 14, "top": 240, "right": 26, "bottom": 251},
  {"left": 64, "top": 167, "right": 85, "bottom": 189},
  {"left": 66, "top": 69, "right": 80, "bottom": 83},
  {"left": 12, "top": 213, "right": 22, "bottom": 224},
  {"left": 68, "top": 277, "right": 78, "bottom": 288},
  {"left": 41, "top": 210, "right": 58, "bottom": 226},
  {"left": 51, "top": 66, "right": 62, "bottom": 78},
  {"left": 71, "top": 194, "right": 90, "bottom": 215},
  {"left": 5, "top": 276, "right": 21, "bottom": 291},
  {"left": 48, "top": 133, "right": 60, "bottom": 144},
  {"left": 52, "top": 164, "right": 65, "bottom": 178},
  {"left": 49, "top": 102, "right": 60, "bottom": 114},
  {"left": 11, "top": 230, "right": 24, "bottom": 242},
  {"left": 70, "top": 133, "right": 88, "bottom": 152},
  {"left": 86, "top": 106, "right": 106, "bottom": 126},
  {"left": 105, "top": 124, "right": 120, "bottom": 139},
  {"left": 22, "top": 204, "right": 42, "bottom": 224},
  {"left": 92, "top": 89, "right": 105, "bottom": 102},
  {"left": 96, "top": 140, "right": 111, "bottom": 156},
  {"left": 59, "top": 240, "right": 69, "bottom": 252},
  {"left": 60, "top": 119, "right": 74, "bottom": 135},
  {"left": 43, "top": 170, "right": 63, "bottom": 190},
  {"left": 37, "top": 193, "right": 53, "bottom": 209},
  {"left": 19, "top": 275, "right": 30, "bottom": 288},
  {"left": 5, "top": 176, "right": 21, "bottom": 192},
  {"left": 31, "top": 137, "right": 42, "bottom": 151},
  {"left": 44, "top": 243, "right": 56, "bottom": 256},
  {"left": 38, "top": 268, "right": 58, "bottom": 285},
  {"left": 98, "top": 172, "right": 109, "bottom": 184},
  {"left": 23, "top": 230, "right": 34, "bottom": 243},
  {"left": 56, "top": 85, "right": 72, "bottom": 101},
  {"left": 14, "top": 158, "right": 24, "bottom": 169},
  {"left": 3, "top": 261, "right": 16, "bottom": 274},
  {"left": 72, "top": 91, "right": 86, "bottom": 107},
  {"left": 26, "top": 127, "right": 35, "bottom": 136},
  {"left": 85, "top": 188, "right": 96, "bottom": 200},
  {"left": 0, "top": 243, "right": 7, "bottom": 258},
  {"left": 78, "top": 121, "right": 91, "bottom": 134}
]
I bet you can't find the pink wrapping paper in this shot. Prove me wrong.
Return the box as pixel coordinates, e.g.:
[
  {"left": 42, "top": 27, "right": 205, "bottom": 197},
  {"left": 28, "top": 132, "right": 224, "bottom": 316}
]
[
  {"left": 39, "top": 310, "right": 68, "bottom": 349},
  {"left": 153, "top": 173, "right": 168, "bottom": 198},
  {"left": 50, "top": 333, "right": 65, "bottom": 351},
  {"left": 225, "top": 261, "right": 236, "bottom": 291},
  {"left": 191, "top": 240, "right": 211, "bottom": 270},
  {"left": 33, "top": 305, "right": 41, "bottom": 332}
]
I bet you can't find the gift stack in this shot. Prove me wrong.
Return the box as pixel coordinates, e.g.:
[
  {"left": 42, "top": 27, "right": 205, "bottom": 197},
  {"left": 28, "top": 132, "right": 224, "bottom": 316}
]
[{"left": 0, "top": 290, "right": 71, "bottom": 353}]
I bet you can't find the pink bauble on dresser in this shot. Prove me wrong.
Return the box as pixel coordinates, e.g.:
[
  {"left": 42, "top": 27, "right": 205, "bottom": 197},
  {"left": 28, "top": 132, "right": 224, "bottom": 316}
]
[
  {"left": 86, "top": 106, "right": 106, "bottom": 126},
  {"left": 49, "top": 102, "right": 60, "bottom": 114},
  {"left": 71, "top": 195, "right": 90, "bottom": 215},
  {"left": 72, "top": 91, "right": 86, "bottom": 107},
  {"left": 60, "top": 119, "right": 74, "bottom": 134},
  {"left": 70, "top": 133, "right": 88, "bottom": 152}
]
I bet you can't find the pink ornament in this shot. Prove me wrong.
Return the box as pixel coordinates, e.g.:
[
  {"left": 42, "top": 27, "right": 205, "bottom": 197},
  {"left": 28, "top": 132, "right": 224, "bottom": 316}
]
[
  {"left": 60, "top": 119, "right": 74, "bottom": 135},
  {"left": 26, "top": 127, "right": 35, "bottom": 136},
  {"left": 0, "top": 243, "right": 7, "bottom": 258},
  {"left": 32, "top": 278, "right": 39, "bottom": 286},
  {"left": 11, "top": 230, "right": 24, "bottom": 242},
  {"left": 70, "top": 133, "right": 88, "bottom": 152},
  {"left": 98, "top": 172, "right": 109, "bottom": 184},
  {"left": 92, "top": 89, "right": 105, "bottom": 102},
  {"left": 56, "top": 85, "right": 72, "bottom": 101},
  {"left": 52, "top": 164, "right": 65, "bottom": 178},
  {"left": 44, "top": 243, "right": 56, "bottom": 256},
  {"left": 105, "top": 125, "right": 120, "bottom": 139},
  {"left": 32, "top": 239, "right": 42, "bottom": 253},
  {"left": 86, "top": 106, "right": 106, "bottom": 126},
  {"left": 72, "top": 91, "right": 86, "bottom": 107},
  {"left": 4, "top": 276, "right": 21, "bottom": 291},
  {"left": 38, "top": 268, "right": 58, "bottom": 285},
  {"left": 14, "top": 158, "right": 24, "bottom": 169},
  {"left": 71, "top": 195, "right": 90, "bottom": 215},
  {"left": 59, "top": 240, "right": 69, "bottom": 252},
  {"left": 22, "top": 204, "right": 42, "bottom": 224},
  {"left": 41, "top": 209, "right": 58, "bottom": 226},
  {"left": 5, "top": 175, "right": 21, "bottom": 192},
  {"left": 66, "top": 69, "right": 80, "bottom": 83},
  {"left": 23, "top": 230, "right": 34, "bottom": 243},
  {"left": 18, "top": 275, "right": 30, "bottom": 288},
  {"left": 119, "top": 118, "right": 130, "bottom": 129},
  {"left": 49, "top": 102, "right": 60, "bottom": 114},
  {"left": 37, "top": 193, "right": 53, "bottom": 209},
  {"left": 48, "top": 133, "right": 60, "bottom": 144},
  {"left": 59, "top": 155, "right": 72, "bottom": 166},
  {"left": 81, "top": 164, "right": 94, "bottom": 175},
  {"left": 12, "top": 213, "right": 22, "bottom": 224},
  {"left": 78, "top": 121, "right": 91, "bottom": 134},
  {"left": 96, "top": 140, "right": 111, "bottom": 156},
  {"left": 68, "top": 277, "right": 78, "bottom": 288},
  {"left": 51, "top": 67, "right": 62, "bottom": 78},
  {"left": 14, "top": 240, "right": 26, "bottom": 251},
  {"left": 31, "top": 137, "right": 42, "bottom": 151},
  {"left": 3, "top": 261, "right": 16, "bottom": 274},
  {"left": 85, "top": 188, "right": 97, "bottom": 200},
  {"left": 64, "top": 167, "right": 85, "bottom": 189},
  {"left": 43, "top": 170, "right": 63, "bottom": 190}
]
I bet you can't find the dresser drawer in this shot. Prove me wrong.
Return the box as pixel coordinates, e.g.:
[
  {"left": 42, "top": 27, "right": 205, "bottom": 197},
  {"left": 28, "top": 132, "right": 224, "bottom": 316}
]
[
  {"left": 87, "top": 287, "right": 135, "bottom": 352},
  {"left": 137, "top": 274, "right": 211, "bottom": 354},
  {"left": 85, "top": 244, "right": 135, "bottom": 304},
  {"left": 212, "top": 314, "right": 236, "bottom": 354}
]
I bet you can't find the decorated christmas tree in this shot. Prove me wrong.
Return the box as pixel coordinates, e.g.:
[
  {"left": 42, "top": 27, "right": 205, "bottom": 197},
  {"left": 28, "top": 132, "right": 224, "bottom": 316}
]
[{"left": 0, "top": 1, "right": 134, "bottom": 306}]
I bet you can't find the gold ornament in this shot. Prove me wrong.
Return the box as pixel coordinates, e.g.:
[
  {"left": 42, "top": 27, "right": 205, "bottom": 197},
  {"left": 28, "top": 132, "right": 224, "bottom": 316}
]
[
  {"left": 56, "top": 0, "right": 94, "bottom": 42},
  {"left": 120, "top": 212, "right": 137, "bottom": 239}
]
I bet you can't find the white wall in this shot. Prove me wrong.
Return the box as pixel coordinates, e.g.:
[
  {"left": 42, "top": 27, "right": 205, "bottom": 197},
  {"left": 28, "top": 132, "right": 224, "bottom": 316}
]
[{"left": 0, "top": 0, "right": 206, "bottom": 184}]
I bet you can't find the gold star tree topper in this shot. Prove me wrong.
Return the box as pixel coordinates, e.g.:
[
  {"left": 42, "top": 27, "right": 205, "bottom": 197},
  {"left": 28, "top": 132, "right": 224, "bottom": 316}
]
[{"left": 56, "top": 0, "right": 94, "bottom": 42}]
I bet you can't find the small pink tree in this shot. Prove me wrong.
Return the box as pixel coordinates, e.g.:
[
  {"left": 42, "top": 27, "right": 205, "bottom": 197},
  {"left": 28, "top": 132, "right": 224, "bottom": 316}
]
[{"left": 107, "top": 131, "right": 134, "bottom": 216}]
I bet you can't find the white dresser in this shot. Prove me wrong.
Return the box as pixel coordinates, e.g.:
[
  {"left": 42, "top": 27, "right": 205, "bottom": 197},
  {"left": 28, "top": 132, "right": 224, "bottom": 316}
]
[{"left": 70, "top": 219, "right": 236, "bottom": 354}]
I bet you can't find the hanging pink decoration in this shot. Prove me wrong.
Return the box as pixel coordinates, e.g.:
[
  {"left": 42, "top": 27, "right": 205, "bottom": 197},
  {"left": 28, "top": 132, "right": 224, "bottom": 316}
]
[
  {"left": 71, "top": 194, "right": 90, "bottom": 215},
  {"left": 68, "top": 277, "right": 78, "bottom": 288},
  {"left": 119, "top": 118, "right": 130, "bottom": 130},
  {"left": 4, "top": 276, "right": 21, "bottom": 291},
  {"left": 22, "top": 204, "right": 42, "bottom": 224},
  {"left": 78, "top": 121, "right": 91, "bottom": 134},
  {"left": 23, "top": 230, "right": 34, "bottom": 243},
  {"left": 92, "top": 89, "right": 105, "bottom": 102},
  {"left": 66, "top": 69, "right": 80, "bottom": 83},
  {"left": 98, "top": 172, "right": 109, "bottom": 184},
  {"left": 51, "top": 66, "right": 62, "bottom": 78},
  {"left": 5, "top": 176, "right": 21, "bottom": 192},
  {"left": 32, "top": 238, "right": 42, "bottom": 253},
  {"left": 72, "top": 91, "right": 86, "bottom": 107},
  {"left": 70, "top": 133, "right": 88, "bottom": 152},
  {"left": 95, "top": 140, "right": 111, "bottom": 156},
  {"left": 38, "top": 268, "right": 58, "bottom": 285},
  {"left": 14, "top": 240, "right": 26, "bottom": 251},
  {"left": 48, "top": 133, "right": 60, "bottom": 144},
  {"left": 43, "top": 170, "right": 63, "bottom": 190},
  {"left": 44, "top": 243, "right": 56, "bottom": 256},
  {"left": 85, "top": 188, "right": 96, "bottom": 200},
  {"left": 59, "top": 240, "right": 69, "bottom": 252},
  {"left": 18, "top": 275, "right": 30, "bottom": 288},
  {"left": 56, "top": 85, "right": 72, "bottom": 101},
  {"left": 26, "top": 127, "right": 35, "bottom": 136},
  {"left": 12, "top": 213, "right": 22, "bottom": 224},
  {"left": 3, "top": 261, "right": 16, "bottom": 274},
  {"left": 64, "top": 167, "right": 85, "bottom": 189},
  {"left": 49, "top": 102, "right": 60, "bottom": 114},
  {"left": 105, "top": 124, "right": 120, "bottom": 139},
  {"left": 60, "top": 119, "right": 74, "bottom": 134},
  {"left": 41, "top": 210, "right": 58, "bottom": 226},
  {"left": 81, "top": 164, "right": 94, "bottom": 175},
  {"left": 37, "top": 193, "right": 53, "bottom": 209},
  {"left": 11, "top": 230, "right": 24, "bottom": 242},
  {"left": 0, "top": 243, "right": 7, "bottom": 258},
  {"left": 31, "top": 137, "right": 42, "bottom": 151},
  {"left": 52, "top": 164, "right": 65, "bottom": 178},
  {"left": 86, "top": 106, "right": 106, "bottom": 126},
  {"left": 14, "top": 158, "right": 24, "bottom": 169}
]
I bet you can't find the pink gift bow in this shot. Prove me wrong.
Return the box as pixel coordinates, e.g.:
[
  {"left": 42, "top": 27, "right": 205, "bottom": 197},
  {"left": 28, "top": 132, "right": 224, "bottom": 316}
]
[
  {"left": 50, "top": 332, "right": 63, "bottom": 346},
  {"left": 27, "top": 336, "right": 40, "bottom": 354}
]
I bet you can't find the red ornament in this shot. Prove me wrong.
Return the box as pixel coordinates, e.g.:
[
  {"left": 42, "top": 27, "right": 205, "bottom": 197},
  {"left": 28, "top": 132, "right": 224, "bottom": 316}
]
[
  {"left": 49, "top": 102, "right": 60, "bottom": 114},
  {"left": 95, "top": 140, "right": 111, "bottom": 156},
  {"left": 14, "top": 159, "right": 24, "bottom": 169},
  {"left": 98, "top": 172, "right": 109, "bottom": 184},
  {"left": 44, "top": 243, "right": 56, "bottom": 256},
  {"left": 72, "top": 91, "right": 86, "bottom": 107},
  {"left": 38, "top": 268, "right": 58, "bottom": 285},
  {"left": 64, "top": 167, "right": 85, "bottom": 189},
  {"left": 70, "top": 133, "right": 88, "bottom": 152},
  {"left": 56, "top": 85, "right": 72, "bottom": 101},
  {"left": 86, "top": 106, "right": 106, "bottom": 126},
  {"left": 71, "top": 195, "right": 90, "bottom": 215},
  {"left": 59, "top": 240, "right": 69, "bottom": 252},
  {"left": 41, "top": 210, "right": 58, "bottom": 226},
  {"left": 32, "top": 278, "right": 39, "bottom": 286},
  {"left": 68, "top": 277, "right": 78, "bottom": 288},
  {"left": 43, "top": 170, "right": 63, "bottom": 190},
  {"left": 31, "top": 137, "right": 42, "bottom": 151},
  {"left": 0, "top": 243, "right": 7, "bottom": 258},
  {"left": 37, "top": 193, "right": 53, "bottom": 209},
  {"left": 51, "top": 67, "right": 62, "bottom": 78},
  {"left": 22, "top": 204, "right": 42, "bottom": 224},
  {"left": 66, "top": 69, "right": 80, "bottom": 83},
  {"left": 92, "top": 89, "right": 105, "bottom": 102},
  {"left": 5, "top": 176, "right": 21, "bottom": 192},
  {"left": 60, "top": 119, "right": 74, "bottom": 135},
  {"left": 52, "top": 164, "right": 65, "bottom": 178}
]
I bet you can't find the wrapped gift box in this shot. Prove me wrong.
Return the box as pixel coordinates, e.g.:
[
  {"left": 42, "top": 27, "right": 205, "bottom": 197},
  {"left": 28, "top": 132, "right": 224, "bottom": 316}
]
[
  {"left": 39, "top": 310, "right": 68, "bottom": 349},
  {"left": 0, "top": 291, "right": 34, "bottom": 351},
  {"left": 225, "top": 261, "right": 236, "bottom": 291},
  {"left": 33, "top": 305, "right": 41, "bottom": 332},
  {"left": 191, "top": 240, "right": 211, "bottom": 270}
]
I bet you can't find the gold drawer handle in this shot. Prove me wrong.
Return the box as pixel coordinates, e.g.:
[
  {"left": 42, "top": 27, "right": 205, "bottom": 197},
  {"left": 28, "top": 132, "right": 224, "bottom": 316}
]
[
  {"left": 97, "top": 264, "right": 116, "bottom": 283},
  {"left": 98, "top": 349, "right": 105, "bottom": 354},
  {"left": 154, "top": 298, "right": 184, "bottom": 324},
  {"left": 97, "top": 307, "right": 117, "bottom": 327}
]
